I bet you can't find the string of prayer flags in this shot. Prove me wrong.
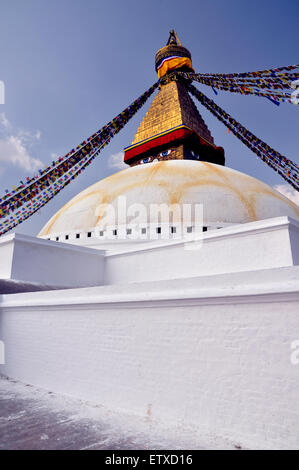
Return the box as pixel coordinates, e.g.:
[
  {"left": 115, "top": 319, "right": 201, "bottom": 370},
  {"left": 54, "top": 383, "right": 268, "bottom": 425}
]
[
  {"left": 178, "top": 65, "right": 299, "bottom": 105},
  {"left": 0, "top": 81, "right": 159, "bottom": 235},
  {"left": 187, "top": 82, "right": 299, "bottom": 191}
]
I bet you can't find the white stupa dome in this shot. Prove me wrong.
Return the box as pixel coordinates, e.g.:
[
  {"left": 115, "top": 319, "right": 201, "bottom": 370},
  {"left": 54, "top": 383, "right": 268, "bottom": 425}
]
[{"left": 38, "top": 160, "right": 299, "bottom": 238}]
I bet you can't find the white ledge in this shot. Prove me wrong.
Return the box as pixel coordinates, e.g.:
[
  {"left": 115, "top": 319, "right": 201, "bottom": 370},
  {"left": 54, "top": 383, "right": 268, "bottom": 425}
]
[
  {"left": 106, "top": 216, "right": 299, "bottom": 257},
  {"left": 0, "top": 232, "right": 105, "bottom": 255},
  {"left": 1, "top": 266, "right": 298, "bottom": 309}
]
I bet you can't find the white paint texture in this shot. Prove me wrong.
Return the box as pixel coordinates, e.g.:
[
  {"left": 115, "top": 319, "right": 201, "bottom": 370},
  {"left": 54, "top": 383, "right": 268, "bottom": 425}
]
[
  {"left": 1, "top": 266, "right": 299, "bottom": 450},
  {"left": 0, "top": 233, "right": 105, "bottom": 288},
  {"left": 1, "top": 217, "right": 299, "bottom": 449},
  {"left": 104, "top": 217, "right": 299, "bottom": 284},
  {"left": 1, "top": 217, "right": 299, "bottom": 287}
]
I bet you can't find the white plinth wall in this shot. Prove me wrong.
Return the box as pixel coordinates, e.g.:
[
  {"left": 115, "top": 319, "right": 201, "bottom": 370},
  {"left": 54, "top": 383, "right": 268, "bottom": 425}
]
[{"left": 1, "top": 216, "right": 299, "bottom": 449}]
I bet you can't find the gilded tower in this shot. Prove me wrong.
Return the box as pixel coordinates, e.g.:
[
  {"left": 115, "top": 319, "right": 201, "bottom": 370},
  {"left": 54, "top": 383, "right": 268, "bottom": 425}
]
[{"left": 124, "top": 31, "right": 225, "bottom": 167}]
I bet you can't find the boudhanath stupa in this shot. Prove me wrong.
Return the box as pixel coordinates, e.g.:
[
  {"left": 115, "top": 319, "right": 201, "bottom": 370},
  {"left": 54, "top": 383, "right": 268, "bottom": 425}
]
[{"left": 0, "top": 32, "right": 299, "bottom": 450}]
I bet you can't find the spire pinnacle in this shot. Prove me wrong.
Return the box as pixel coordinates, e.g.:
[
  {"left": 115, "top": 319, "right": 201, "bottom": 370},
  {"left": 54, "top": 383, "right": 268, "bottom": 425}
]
[
  {"left": 166, "top": 30, "right": 182, "bottom": 46},
  {"left": 155, "top": 31, "right": 193, "bottom": 79}
]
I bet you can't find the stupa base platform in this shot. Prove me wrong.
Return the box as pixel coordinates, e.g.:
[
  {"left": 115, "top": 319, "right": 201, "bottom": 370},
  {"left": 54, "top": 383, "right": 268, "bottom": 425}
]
[{"left": 1, "top": 261, "right": 299, "bottom": 450}]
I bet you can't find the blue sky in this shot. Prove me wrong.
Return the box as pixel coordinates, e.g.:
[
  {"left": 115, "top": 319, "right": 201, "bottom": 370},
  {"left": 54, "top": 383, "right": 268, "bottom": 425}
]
[{"left": 0, "top": 0, "right": 298, "bottom": 235}]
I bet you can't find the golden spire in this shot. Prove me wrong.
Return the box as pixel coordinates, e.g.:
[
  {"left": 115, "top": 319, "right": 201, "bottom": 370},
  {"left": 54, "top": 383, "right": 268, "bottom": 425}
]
[{"left": 123, "top": 32, "right": 225, "bottom": 167}]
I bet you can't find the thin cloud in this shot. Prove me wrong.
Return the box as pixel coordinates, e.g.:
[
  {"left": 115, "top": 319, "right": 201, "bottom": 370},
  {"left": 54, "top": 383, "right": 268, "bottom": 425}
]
[
  {"left": 274, "top": 184, "right": 299, "bottom": 207},
  {"left": 0, "top": 112, "right": 10, "bottom": 129},
  {"left": 108, "top": 151, "right": 127, "bottom": 170},
  {"left": 0, "top": 135, "right": 42, "bottom": 172},
  {"left": 0, "top": 113, "right": 43, "bottom": 172}
]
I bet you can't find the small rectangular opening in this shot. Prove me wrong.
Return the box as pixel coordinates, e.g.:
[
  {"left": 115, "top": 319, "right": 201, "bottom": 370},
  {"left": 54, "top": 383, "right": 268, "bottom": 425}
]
[
  {"left": 76, "top": 233, "right": 80, "bottom": 239},
  {"left": 87, "top": 232, "right": 92, "bottom": 238},
  {"left": 171, "top": 227, "right": 176, "bottom": 234},
  {"left": 156, "top": 227, "right": 161, "bottom": 234},
  {"left": 203, "top": 227, "right": 208, "bottom": 232},
  {"left": 65, "top": 235, "right": 69, "bottom": 240},
  {"left": 187, "top": 226, "right": 193, "bottom": 233},
  {"left": 113, "top": 230, "right": 117, "bottom": 236}
]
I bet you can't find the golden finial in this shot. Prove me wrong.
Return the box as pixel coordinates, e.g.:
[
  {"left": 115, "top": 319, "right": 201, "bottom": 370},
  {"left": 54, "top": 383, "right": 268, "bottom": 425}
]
[
  {"left": 155, "top": 31, "right": 193, "bottom": 79},
  {"left": 167, "top": 30, "right": 182, "bottom": 46}
]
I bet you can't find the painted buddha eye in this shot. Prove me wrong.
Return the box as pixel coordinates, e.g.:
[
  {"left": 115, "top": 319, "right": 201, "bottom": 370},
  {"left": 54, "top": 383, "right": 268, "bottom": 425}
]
[
  {"left": 191, "top": 150, "right": 199, "bottom": 159},
  {"left": 141, "top": 157, "right": 150, "bottom": 164},
  {"left": 160, "top": 149, "right": 172, "bottom": 157}
]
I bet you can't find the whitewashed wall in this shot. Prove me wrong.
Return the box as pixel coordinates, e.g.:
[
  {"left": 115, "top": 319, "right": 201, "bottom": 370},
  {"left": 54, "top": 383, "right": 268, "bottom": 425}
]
[
  {"left": 0, "top": 233, "right": 105, "bottom": 288},
  {"left": 1, "top": 217, "right": 299, "bottom": 287},
  {"left": 1, "top": 266, "right": 299, "bottom": 450},
  {"left": 105, "top": 216, "right": 299, "bottom": 284}
]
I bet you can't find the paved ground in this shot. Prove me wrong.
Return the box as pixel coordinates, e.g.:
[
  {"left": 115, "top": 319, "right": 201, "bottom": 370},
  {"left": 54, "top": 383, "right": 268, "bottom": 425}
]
[
  {"left": 0, "top": 376, "right": 237, "bottom": 450},
  {"left": 0, "top": 377, "right": 234, "bottom": 450}
]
